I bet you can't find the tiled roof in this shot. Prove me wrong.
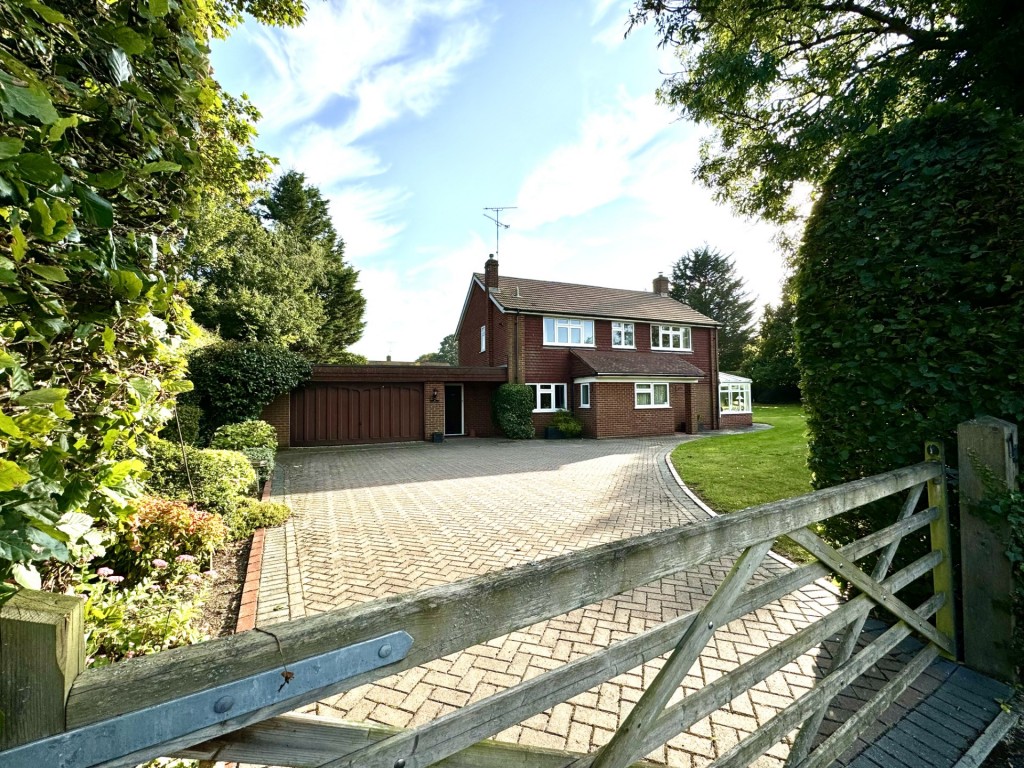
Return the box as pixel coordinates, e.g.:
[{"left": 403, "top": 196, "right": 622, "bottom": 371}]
[
  {"left": 571, "top": 350, "right": 706, "bottom": 379},
  {"left": 474, "top": 273, "right": 719, "bottom": 326}
]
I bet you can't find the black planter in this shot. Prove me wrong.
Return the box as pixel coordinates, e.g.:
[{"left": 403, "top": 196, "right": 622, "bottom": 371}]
[
  {"left": 544, "top": 426, "right": 564, "bottom": 439},
  {"left": 431, "top": 431, "right": 444, "bottom": 443}
]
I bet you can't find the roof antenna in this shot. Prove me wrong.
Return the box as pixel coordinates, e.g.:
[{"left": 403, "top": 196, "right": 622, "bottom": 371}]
[{"left": 483, "top": 206, "right": 516, "bottom": 258}]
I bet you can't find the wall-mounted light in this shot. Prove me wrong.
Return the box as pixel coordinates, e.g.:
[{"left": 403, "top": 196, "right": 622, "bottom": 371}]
[{"left": 431, "top": 388, "right": 439, "bottom": 402}]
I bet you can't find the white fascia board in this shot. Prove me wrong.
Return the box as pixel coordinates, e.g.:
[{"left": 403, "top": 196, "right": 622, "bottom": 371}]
[{"left": 454, "top": 277, "right": 487, "bottom": 339}]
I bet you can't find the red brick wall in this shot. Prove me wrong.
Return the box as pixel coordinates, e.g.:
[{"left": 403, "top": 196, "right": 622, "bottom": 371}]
[
  {"left": 576, "top": 382, "right": 597, "bottom": 438},
  {"left": 463, "top": 383, "right": 498, "bottom": 437},
  {"left": 260, "top": 393, "right": 290, "bottom": 448},
  {"left": 721, "top": 412, "right": 753, "bottom": 428},
  {"left": 591, "top": 382, "right": 676, "bottom": 438},
  {"left": 458, "top": 282, "right": 491, "bottom": 366},
  {"left": 423, "top": 380, "right": 444, "bottom": 440}
]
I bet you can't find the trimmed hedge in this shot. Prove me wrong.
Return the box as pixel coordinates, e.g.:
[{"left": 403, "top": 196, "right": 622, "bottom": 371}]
[
  {"left": 162, "top": 402, "right": 202, "bottom": 445},
  {"left": 794, "top": 103, "right": 1024, "bottom": 576},
  {"left": 211, "top": 420, "right": 278, "bottom": 452},
  {"left": 225, "top": 498, "right": 292, "bottom": 540},
  {"left": 493, "top": 383, "right": 535, "bottom": 439},
  {"left": 146, "top": 438, "right": 257, "bottom": 517}
]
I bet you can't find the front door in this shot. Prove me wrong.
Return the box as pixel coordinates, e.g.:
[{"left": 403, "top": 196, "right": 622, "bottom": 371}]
[{"left": 444, "top": 384, "right": 463, "bottom": 435}]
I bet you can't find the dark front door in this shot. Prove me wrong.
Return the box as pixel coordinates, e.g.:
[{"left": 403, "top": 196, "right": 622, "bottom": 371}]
[{"left": 444, "top": 384, "right": 463, "bottom": 435}]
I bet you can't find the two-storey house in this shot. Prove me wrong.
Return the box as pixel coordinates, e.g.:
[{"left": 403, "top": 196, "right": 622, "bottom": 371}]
[{"left": 456, "top": 256, "right": 752, "bottom": 438}]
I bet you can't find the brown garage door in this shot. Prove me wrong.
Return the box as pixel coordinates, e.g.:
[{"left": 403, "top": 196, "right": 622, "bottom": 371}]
[{"left": 290, "top": 383, "right": 424, "bottom": 446}]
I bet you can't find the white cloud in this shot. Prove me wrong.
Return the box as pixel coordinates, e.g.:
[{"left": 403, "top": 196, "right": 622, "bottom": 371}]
[
  {"left": 514, "top": 94, "right": 672, "bottom": 229},
  {"left": 329, "top": 185, "right": 410, "bottom": 260}
]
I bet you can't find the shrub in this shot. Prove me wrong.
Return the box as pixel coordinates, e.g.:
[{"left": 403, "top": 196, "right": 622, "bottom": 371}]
[
  {"left": 188, "top": 341, "right": 310, "bottom": 435},
  {"left": 225, "top": 498, "right": 292, "bottom": 540},
  {"left": 145, "top": 438, "right": 257, "bottom": 516},
  {"left": 162, "top": 402, "right": 202, "bottom": 445},
  {"left": 74, "top": 567, "right": 210, "bottom": 667},
  {"left": 106, "top": 497, "right": 227, "bottom": 584},
  {"left": 240, "top": 447, "right": 275, "bottom": 488},
  {"left": 493, "top": 383, "right": 535, "bottom": 439},
  {"left": 550, "top": 410, "right": 584, "bottom": 438},
  {"left": 794, "top": 103, "right": 1024, "bottom": 581},
  {"left": 211, "top": 421, "right": 278, "bottom": 452}
]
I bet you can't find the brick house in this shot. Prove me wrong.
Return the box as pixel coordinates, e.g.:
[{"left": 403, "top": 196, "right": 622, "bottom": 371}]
[
  {"left": 262, "top": 256, "right": 752, "bottom": 447},
  {"left": 455, "top": 256, "right": 753, "bottom": 438}
]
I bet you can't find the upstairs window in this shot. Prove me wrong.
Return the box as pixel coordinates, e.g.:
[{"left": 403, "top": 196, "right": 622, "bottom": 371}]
[
  {"left": 611, "top": 322, "right": 635, "bottom": 349},
  {"left": 543, "top": 317, "right": 595, "bottom": 347},
  {"left": 480, "top": 325, "right": 486, "bottom": 352},
  {"left": 650, "top": 324, "right": 692, "bottom": 351}
]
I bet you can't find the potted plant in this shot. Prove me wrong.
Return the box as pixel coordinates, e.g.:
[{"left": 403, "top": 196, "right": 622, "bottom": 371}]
[{"left": 546, "top": 410, "right": 584, "bottom": 439}]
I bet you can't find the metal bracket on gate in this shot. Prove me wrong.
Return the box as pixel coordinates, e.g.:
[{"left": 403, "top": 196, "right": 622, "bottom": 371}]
[{"left": 0, "top": 630, "right": 413, "bottom": 768}]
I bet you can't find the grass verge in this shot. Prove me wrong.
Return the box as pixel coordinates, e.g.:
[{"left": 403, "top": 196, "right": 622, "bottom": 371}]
[{"left": 671, "top": 404, "right": 813, "bottom": 561}]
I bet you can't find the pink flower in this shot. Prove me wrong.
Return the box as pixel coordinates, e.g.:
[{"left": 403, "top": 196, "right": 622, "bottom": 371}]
[
  {"left": 97, "top": 567, "right": 114, "bottom": 577},
  {"left": 186, "top": 573, "right": 202, "bottom": 583},
  {"left": 203, "top": 569, "right": 218, "bottom": 579},
  {"left": 152, "top": 558, "right": 168, "bottom": 569},
  {"left": 106, "top": 575, "right": 124, "bottom": 584},
  {"left": 175, "top": 554, "right": 196, "bottom": 563}
]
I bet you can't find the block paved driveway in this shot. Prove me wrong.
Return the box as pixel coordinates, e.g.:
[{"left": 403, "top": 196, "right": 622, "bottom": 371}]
[{"left": 257, "top": 437, "right": 866, "bottom": 767}]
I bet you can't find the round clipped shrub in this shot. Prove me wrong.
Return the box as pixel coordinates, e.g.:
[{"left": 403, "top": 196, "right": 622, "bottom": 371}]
[
  {"left": 106, "top": 496, "right": 227, "bottom": 584},
  {"left": 550, "top": 409, "right": 584, "bottom": 438},
  {"left": 188, "top": 341, "right": 310, "bottom": 435},
  {"left": 225, "top": 498, "right": 292, "bottom": 541},
  {"left": 211, "top": 420, "right": 278, "bottom": 452},
  {"left": 493, "top": 383, "right": 535, "bottom": 439},
  {"left": 145, "top": 438, "right": 257, "bottom": 516},
  {"left": 240, "top": 447, "right": 275, "bottom": 487},
  {"left": 794, "top": 103, "right": 1024, "bottom": 571}
]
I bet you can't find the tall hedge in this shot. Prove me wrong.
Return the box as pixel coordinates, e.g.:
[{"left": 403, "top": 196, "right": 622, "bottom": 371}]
[
  {"left": 493, "top": 384, "right": 535, "bottom": 439},
  {"left": 187, "top": 341, "right": 310, "bottom": 435},
  {"left": 794, "top": 103, "right": 1024, "bottom": 553}
]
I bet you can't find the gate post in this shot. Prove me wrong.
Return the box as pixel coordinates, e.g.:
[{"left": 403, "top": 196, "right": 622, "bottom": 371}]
[
  {"left": 0, "top": 589, "right": 85, "bottom": 749},
  {"left": 925, "top": 441, "right": 957, "bottom": 659},
  {"left": 957, "top": 416, "right": 1019, "bottom": 683}
]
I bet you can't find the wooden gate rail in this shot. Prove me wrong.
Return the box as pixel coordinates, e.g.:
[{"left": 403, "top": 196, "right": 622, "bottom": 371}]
[{"left": 1, "top": 459, "right": 950, "bottom": 768}]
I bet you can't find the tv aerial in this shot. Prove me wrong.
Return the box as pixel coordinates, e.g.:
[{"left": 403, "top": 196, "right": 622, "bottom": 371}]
[{"left": 483, "top": 206, "right": 516, "bottom": 258}]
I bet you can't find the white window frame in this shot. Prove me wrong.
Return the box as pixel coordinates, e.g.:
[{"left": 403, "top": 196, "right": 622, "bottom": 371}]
[
  {"left": 719, "top": 382, "right": 752, "bottom": 414},
  {"left": 480, "top": 325, "right": 486, "bottom": 353},
  {"left": 650, "top": 324, "right": 692, "bottom": 352},
  {"left": 634, "top": 382, "right": 670, "bottom": 409},
  {"left": 611, "top": 321, "right": 635, "bottom": 349},
  {"left": 580, "top": 383, "right": 591, "bottom": 408},
  {"left": 528, "top": 383, "right": 567, "bottom": 412},
  {"left": 543, "top": 317, "right": 595, "bottom": 347}
]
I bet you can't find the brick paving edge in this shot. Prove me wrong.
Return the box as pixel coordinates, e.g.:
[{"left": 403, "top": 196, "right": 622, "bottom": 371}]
[{"left": 235, "top": 471, "right": 273, "bottom": 633}]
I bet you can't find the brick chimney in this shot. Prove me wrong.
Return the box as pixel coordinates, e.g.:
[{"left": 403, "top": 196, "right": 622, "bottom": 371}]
[
  {"left": 653, "top": 273, "right": 670, "bottom": 296},
  {"left": 484, "top": 255, "right": 499, "bottom": 292}
]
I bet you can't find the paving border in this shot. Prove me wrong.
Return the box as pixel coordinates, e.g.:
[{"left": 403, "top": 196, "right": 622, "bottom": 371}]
[{"left": 233, "top": 467, "right": 276, "bottom": 633}]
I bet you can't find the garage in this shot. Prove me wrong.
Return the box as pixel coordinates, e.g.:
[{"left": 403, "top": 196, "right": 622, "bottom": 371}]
[
  {"left": 265, "top": 364, "right": 507, "bottom": 448},
  {"left": 290, "top": 383, "right": 423, "bottom": 446}
]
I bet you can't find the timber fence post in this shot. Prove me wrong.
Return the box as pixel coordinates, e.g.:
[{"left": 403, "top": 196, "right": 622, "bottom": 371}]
[
  {"left": 957, "top": 416, "right": 1019, "bottom": 683},
  {"left": 925, "top": 440, "right": 958, "bottom": 660},
  {"left": 0, "top": 589, "right": 85, "bottom": 749}
]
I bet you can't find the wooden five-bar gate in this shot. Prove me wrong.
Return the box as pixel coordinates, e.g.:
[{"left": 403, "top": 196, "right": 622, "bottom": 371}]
[{"left": 0, "top": 418, "right": 1018, "bottom": 768}]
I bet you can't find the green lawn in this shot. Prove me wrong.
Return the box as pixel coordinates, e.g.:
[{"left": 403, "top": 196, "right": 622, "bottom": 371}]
[{"left": 671, "top": 404, "right": 813, "bottom": 559}]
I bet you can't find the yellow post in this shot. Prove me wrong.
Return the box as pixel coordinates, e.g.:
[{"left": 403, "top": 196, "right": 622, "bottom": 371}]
[{"left": 925, "top": 440, "right": 958, "bottom": 660}]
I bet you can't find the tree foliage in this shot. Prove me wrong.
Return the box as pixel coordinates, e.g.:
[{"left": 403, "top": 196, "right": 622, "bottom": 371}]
[
  {"left": 0, "top": 0, "right": 302, "bottom": 591},
  {"left": 669, "top": 245, "right": 754, "bottom": 371},
  {"left": 418, "top": 333, "right": 458, "bottom": 365},
  {"left": 743, "top": 292, "right": 799, "bottom": 403},
  {"left": 185, "top": 171, "right": 366, "bottom": 361},
  {"left": 631, "top": 0, "right": 1024, "bottom": 220},
  {"left": 794, "top": 103, "right": 1024, "bottom": 560}
]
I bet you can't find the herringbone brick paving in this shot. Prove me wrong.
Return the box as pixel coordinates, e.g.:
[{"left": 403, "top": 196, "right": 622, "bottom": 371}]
[{"left": 257, "top": 438, "right": 899, "bottom": 766}]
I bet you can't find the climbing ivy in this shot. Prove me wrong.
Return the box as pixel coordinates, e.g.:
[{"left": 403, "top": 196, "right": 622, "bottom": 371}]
[{"left": 0, "top": 0, "right": 303, "bottom": 595}]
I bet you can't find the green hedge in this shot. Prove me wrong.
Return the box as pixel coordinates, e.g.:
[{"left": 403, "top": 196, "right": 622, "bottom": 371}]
[
  {"left": 225, "top": 498, "right": 292, "bottom": 541},
  {"left": 162, "top": 402, "right": 202, "bottom": 445},
  {"left": 493, "top": 384, "right": 535, "bottom": 439},
  {"left": 146, "top": 438, "right": 257, "bottom": 517},
  {"left": 794, "top": 103, "right": 1024, "bottom": 576},
  {"left": 211, "top": 420, "right": 278, "bottom": 452}
]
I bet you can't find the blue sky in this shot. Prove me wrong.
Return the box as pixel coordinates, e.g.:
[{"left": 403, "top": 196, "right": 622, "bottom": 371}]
[{"left": 211, "top": 0, "right": 786, "bottom": 361}]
